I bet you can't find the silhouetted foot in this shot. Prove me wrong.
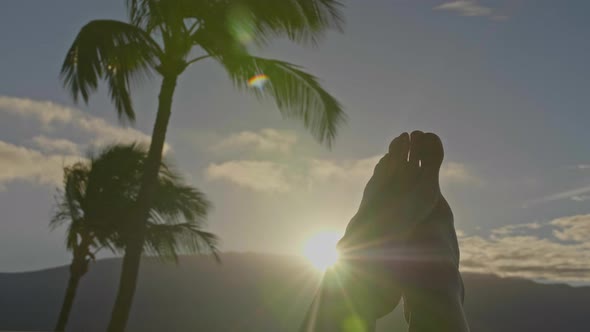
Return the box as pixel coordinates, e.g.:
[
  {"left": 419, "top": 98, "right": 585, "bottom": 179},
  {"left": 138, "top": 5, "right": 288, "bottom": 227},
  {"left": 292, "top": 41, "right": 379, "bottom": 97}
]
[
  {"left": 360, "top": 132, "right": 411, "bottom": 210},
  {"left": 398, "top": 133, "right": 469, "bottom": 332},
  {"left": 338, "top": 131, "right": 443, "bottom": 253},
  {"left": 333, "top": 131, "right": 446, "bottom": 320},
  {"left": 300, "top": 131, "right": 464, "bottom": 332},
  {"left": 337, "top": 132, "right": 413, "bottom": 251}
]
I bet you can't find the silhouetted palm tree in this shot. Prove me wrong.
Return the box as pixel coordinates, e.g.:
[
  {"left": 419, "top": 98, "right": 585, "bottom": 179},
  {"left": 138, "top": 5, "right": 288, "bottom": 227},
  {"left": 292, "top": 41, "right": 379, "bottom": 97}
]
[
  {"left": 60, "top": 1, "right": 344, "bottom": 330},
  {"left": 51, "top": 144, "right": 218, "bottom": 332}
]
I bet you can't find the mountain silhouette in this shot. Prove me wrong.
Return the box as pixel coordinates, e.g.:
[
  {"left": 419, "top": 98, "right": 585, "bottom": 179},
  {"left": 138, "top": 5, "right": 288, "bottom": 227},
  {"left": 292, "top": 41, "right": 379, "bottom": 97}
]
[{"left": 0, "top": 253, "right": 588, "bottom": 331}]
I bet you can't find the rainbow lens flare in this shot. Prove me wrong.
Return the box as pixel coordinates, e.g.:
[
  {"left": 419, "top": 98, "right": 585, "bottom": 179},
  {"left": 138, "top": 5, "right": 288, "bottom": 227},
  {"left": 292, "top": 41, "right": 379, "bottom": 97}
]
[{"left": 248, "top": 74, "right": 269, "bottom": 89}]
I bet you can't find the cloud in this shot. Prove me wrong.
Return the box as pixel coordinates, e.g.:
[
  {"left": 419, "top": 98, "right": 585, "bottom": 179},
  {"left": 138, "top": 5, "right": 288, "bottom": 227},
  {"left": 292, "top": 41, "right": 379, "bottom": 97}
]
[
  {"left": 0, "top": 96, "right": 73, "bottom": 126},
  {"left": 524, "top": 184, "right": 590, "bottom": 207},
  {"left": 309, "top": 156, "right": 381, "bottom": 185},
  {"left": 206, "top": 153, "right": 478, "bottom": 193},
  {"left": 434, "top": 0, "right": 507, "bottom": 20},
  {"left": 0, "top": 140, "right": 82, "bottom": 187},
  {"left": 310, "top": 157, "right": 479, "bottom": 186},
  {"left": 0, "top": 96, "right": 173, "bottom": 188},
  {"left": 0, "top": 96, "right": 158, "bottom": 148},
  {"left": 550, "top": 214, "right": 590, "bottom": 243},
  {"left": 213, "top": 129, "right": 297, "bottom": 153},
  {"left": 577, "top": 164, "right": 590, "bottom": 170},
  {"left": 491, "top": 222, "right": 542, "bottom": 236},
  {"left": 440, "top": 162, "right": 480, "bottom": 184},
  {"left": 31, "top": 136, "right": 79, "bottom": 155},
  {"left": 206, "top": 160, "right": 292, "bottom": 193},
  {"left": 206, "top": 156, "right": 378, "bottom": 193},
  {"left": 207, "top": 130, "right": 480, "bottom": 193},
  {"left": 460, "top": 216, "right": 590, "bottom": 283},
  {"left": 571, "top": 195, "right": 590, "bottom": 202}
]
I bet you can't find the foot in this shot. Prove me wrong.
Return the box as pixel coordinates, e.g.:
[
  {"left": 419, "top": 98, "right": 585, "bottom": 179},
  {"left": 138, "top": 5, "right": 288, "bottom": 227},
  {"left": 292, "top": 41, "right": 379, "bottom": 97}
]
[
  {"left": 398, "top": 134, "right": 469, "bottom": 332},
  {"left": 337, "top": 132, "right": 413, "bottom": 251},
  {"left": 299, "top": 131, "right": 453, "bottom": 332},
  {"left": 335, "top": 131, "right": 445, "bottom": 319},
  {"left": 338, "top": 131, "right": 443, "bottom": 253}
]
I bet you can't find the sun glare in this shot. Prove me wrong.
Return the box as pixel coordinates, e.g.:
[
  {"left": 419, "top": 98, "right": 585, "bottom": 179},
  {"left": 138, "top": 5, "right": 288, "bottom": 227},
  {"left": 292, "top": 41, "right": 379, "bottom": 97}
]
[{"left": 302, "top": 231, "right": 343, "bottom": 271}]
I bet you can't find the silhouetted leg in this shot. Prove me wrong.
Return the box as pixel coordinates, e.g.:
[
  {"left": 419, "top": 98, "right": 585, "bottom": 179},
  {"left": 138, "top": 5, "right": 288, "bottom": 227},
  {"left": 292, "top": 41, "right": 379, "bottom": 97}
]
[
  {"left": 300, "top": 261, "right": 380, "bottom": 332},
  {"left": 300, "top": 131, "right": 470, "bottom": 331},
  {"left": 401, "top": 203, "right": 469, "bottom": 332},
  {"left": 301, "top": 134, "right": 413, "bottom": 332},
  {"left": 403, "top": 258, "right": 468, "bottom": 332},
  {"left": 400, "top": 132, "right": 469, "bottom": 332}
]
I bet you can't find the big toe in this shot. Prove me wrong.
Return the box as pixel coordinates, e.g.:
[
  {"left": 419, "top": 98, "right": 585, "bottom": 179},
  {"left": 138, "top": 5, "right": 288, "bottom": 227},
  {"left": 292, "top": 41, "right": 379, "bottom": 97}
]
[{"left": 416, "top": 132, "right": 444, "bottom": 172}]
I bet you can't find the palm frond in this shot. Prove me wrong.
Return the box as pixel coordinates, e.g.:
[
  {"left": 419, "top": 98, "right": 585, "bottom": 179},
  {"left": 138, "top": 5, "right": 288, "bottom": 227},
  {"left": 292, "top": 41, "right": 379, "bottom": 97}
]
[
  {"left": 152, "top": 178, "right": 211, "bottom": 224},
  {"left": 127, "top": 0, "right": 185, "bottom": 32},
  {"left": 144, "top": 222, "right": 220, "bottom": 262},
  {"left": 214, "top": 54, "right": 346, "bottom": 146},
  {"left": 232, "top": 0, "right": 344, "bottom": 45},
  {"left": 61, "top": 19, "right": 162, "bottom": 121},
  {"left": 180, "top": 0, "right": 343, "bottom": 43},
  {"left": 128, "top": 0, "right": 343, "bottom": 47},
  {"left": 50, "top": 163, "right": 90, "bottom": 251},
  {"left": 51, "top": 143, "right": 219, "bottom": 262}
]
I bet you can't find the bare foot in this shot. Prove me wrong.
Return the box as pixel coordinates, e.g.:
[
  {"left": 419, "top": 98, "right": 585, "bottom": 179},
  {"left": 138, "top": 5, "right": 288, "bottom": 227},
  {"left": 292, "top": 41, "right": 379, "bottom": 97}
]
[
  {"left": 299, "top": 131, "right": 464, "bottom": 332},
  {"left": 334, "top": 131, "right": 446, "bottom": 320},
  {"left": 399, "top": 133, "right": 469, "bottom": 332},
  {"left": 338, "top": 131, "right": 443, "bottom": 255},
  {"left": 337, "top": 132, "right": 413, "bottom": 252}
]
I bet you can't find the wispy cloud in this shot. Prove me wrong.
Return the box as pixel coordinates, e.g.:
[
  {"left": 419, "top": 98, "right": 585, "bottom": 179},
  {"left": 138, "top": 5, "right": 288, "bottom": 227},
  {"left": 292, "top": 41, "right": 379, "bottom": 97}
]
[
  {"left": 30, "top": 136, "right": 80, "bottom": 155},
  {"left": 213, "top": 129, "right": 297, "bottom": 153},
  {"left": 434, "top": 1, "right": 507, "bottom": 20},
  {"left": 460, "top": 215, "right": 590, "bottom": 283},
  {"left": 206, "top": 160, "right": 293, "bottom": 193},
  {"left": 524, "top": 184, "right": 590, "bottom": 207},
  {"left": 440, "top": 162, "right": 481, "bottom": 184},
  {"left": 310, "top": 157, "right": 479, "bottom": 186},
  {"left": 309, "top": 156, "right": 381, "bottom": 186},
  {"left": 491, "top": 222, "right": 543, "bottom": 236},
  {"left": 206, "top": 131, "right": 480, "bottom": 193},
  {"left": 551, "top": 214, "right": 590, "bottom": 243},
  {"left": 0, "top": 140, "right": 82, "bottom": 188},
  {"left": 571, "top": 195, "right": 590, "bottom": 202},
  {"left": 0, "top": 96, "right": 159, "bottom": 148},
  {"left": 0, "top": 96, "right": 171, "bottom": 188}
]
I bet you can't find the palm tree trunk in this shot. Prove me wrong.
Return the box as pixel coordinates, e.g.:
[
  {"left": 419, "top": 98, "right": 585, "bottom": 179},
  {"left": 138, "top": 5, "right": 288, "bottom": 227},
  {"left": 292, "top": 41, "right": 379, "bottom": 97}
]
[
  {"left": 54, "top": 261, "right": 84, "bottom": 331},
  {"left": 107, "top": 73, "right": 179, "bottom": 332}
]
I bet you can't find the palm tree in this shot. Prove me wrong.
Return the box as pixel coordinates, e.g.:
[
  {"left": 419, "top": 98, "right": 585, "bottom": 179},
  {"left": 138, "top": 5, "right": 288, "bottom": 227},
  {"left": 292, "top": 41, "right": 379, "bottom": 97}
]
[
  {"left": 51, "top": 144, "right": 219, "bottom": 332},
  {"left": 61, "top": 1, "right": 345, "bottom": 330}
]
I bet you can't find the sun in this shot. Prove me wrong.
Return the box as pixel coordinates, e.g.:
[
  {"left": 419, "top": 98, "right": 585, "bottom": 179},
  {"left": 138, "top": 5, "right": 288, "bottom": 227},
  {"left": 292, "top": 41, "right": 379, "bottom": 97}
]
[{"left": 302, "top": 231, "right": 343, "bottom": 271}]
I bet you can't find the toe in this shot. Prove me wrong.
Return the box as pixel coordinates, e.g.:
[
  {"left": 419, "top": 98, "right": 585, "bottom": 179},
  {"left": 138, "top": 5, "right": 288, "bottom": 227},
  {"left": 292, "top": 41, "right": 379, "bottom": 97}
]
[
  {"left": 418, "top": 132, "right": 444, "bottom": 171},
  {"left": 371, "top": 154, "right": 390, "bottom": 182},
  {"left": 409, "top": 131, "right": 424, "bottom": 167},
  {"left": 389, "top": 132, "right": 410, "bottom": 165}
]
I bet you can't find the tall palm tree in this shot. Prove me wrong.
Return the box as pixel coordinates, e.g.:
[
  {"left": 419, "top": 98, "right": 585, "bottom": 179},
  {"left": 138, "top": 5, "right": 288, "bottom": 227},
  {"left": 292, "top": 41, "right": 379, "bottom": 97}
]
[
  {"left": 51, "top": 144, "right": 219, "bottom": 332},
  {"left": 61, "top": 1, "right": 345, "bottom": 330}
]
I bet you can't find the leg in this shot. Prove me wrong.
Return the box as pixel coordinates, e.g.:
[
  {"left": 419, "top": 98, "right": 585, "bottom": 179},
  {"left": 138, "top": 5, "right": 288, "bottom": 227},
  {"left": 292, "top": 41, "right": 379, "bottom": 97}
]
[
  {"left": 403, "top": 261, "right": 469, "bottom": 332},
  {"left": 402, "top": 207, "right": 469, "bottom": 332},
  {"left": 400, "top": 132, "right": 469, "bottom": 331},
  {"left": 300, "top": 261, "right": 380, "bottom": 332},
  {"left": 301, "top": 134, "right": 413, "bottom": 332}
]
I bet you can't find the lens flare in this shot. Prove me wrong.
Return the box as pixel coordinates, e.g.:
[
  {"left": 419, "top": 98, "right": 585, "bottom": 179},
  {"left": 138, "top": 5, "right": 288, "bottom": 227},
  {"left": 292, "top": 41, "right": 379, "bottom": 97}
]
[
  {"left": 302, "top": 231, "right": 342, "bottom": 271},
  {"left": 227, "top": 5, "right": 255, "bottom": 44},
  {"left": 248, "top": 74, "right": 269, "bottom": 89}
]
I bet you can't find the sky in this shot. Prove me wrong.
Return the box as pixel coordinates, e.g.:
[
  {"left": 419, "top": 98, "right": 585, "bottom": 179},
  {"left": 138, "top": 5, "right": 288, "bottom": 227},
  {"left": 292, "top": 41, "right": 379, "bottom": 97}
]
[{"left": 1, "top": 0, "right": 589, "bottom": 285}]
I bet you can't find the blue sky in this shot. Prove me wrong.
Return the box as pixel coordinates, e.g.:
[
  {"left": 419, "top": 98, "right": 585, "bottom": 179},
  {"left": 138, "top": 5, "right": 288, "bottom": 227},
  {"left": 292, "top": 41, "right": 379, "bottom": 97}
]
[{"left": 1, "top": 0, "right": 589, "bottom": 284}]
